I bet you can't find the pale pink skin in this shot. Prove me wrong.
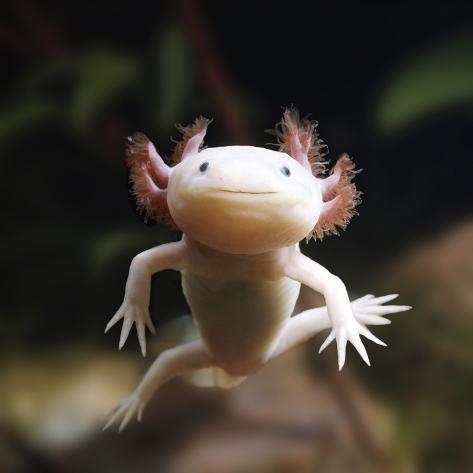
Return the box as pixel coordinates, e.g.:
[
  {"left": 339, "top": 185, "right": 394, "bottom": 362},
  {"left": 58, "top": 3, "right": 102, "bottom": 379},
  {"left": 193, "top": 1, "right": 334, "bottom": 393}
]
[{"left": 103, "top": 126, "right": 411, "bottom": 432}]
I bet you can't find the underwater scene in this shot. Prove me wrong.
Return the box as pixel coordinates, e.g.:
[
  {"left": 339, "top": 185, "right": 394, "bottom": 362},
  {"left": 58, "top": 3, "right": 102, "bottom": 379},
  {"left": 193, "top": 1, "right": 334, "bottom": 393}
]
[{"left": 1, "top": 1, "right": 472, "bottom": 472}]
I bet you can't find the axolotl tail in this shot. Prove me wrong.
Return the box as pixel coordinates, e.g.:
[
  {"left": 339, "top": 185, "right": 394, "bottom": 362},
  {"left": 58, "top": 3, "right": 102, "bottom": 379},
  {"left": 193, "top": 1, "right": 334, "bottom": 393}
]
[
  {"left": 185, "top": 366, "right": 247, "bottom": 389},
  {"left": 150, "top": 314, "right": 247, "bottom": 389}
]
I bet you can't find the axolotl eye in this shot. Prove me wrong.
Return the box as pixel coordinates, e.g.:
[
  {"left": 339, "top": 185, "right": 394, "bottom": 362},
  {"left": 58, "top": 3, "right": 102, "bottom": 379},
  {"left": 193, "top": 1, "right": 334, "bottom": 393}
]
[
  {"left": 199, "top": 161, "right": 210, "bottom": 173},
  {"left": 280, "top": 166, "right": 291, "bottom": 177}
]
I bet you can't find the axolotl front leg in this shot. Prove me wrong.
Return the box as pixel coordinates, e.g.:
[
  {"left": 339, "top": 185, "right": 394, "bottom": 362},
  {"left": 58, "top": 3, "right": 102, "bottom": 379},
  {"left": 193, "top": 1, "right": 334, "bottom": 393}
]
[
  {"left": 284, "top": 251, "right": 392, "bottom": 370},
  {"left": 105, "top": 241, "right": 188, "bottom": 356},
  {"left": 271, "top": 293, "right": 410, "bottom": 359},
  {"left": 104, "top": 239, "right": 218, "bottom": 431}
]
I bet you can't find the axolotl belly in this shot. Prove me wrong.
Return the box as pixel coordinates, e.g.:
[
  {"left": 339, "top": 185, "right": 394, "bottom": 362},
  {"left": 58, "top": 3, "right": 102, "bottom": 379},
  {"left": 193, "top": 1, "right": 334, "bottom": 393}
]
[{"left": 181, "top": 267, "right": 300, "bottom": 375}]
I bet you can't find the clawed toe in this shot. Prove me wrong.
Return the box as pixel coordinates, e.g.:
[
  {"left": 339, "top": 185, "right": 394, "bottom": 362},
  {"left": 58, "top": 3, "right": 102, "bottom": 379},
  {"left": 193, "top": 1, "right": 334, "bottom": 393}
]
[
  {"left": 103, "top": 394, "right": 145, "bottom": 432},
  {"left": 105, "top": 302, "right": 156, "bottom": 355}
]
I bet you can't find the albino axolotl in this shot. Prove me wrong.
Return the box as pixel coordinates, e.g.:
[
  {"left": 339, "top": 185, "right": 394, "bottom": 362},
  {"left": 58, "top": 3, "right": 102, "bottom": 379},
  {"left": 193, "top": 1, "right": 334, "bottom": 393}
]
[{"left": 104, "top": 110, "right": 410, "bottom": 431}]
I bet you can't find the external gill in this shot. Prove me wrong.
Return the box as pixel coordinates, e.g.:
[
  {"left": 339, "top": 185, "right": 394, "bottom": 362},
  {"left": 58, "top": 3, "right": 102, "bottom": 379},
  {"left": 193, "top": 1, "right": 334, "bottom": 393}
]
[
  {"left": 125, "top": 133, "right": 173, "bottom": 224},
  {"left": 311, "top": 154, "right": 362, "bottom": 240}
]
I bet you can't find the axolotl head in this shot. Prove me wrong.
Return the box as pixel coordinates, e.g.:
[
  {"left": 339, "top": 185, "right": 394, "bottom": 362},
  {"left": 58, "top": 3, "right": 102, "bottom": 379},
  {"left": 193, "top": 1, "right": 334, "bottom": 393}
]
[
  {"left": 168, "top": 145, "right": 322, "bottom": 253},
  {"left": 126, "top": 110, "right": 360, "bottom": 254}
]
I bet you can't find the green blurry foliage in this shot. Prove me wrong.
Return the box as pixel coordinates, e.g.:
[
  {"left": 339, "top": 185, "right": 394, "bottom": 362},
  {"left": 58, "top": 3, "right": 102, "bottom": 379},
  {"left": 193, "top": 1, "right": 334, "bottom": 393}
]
[
  {"left": 0, "top": 51, "right": 137, "bottom": 143},
  {"left": 0, "top": 22, "right": 196, "bottom": 350},
  {"left": 0, "top": 24, "right": 196, "bottom": 145},
  {"left": 70, "top": 50, "right": 138, "bottom": 133},
  {"left": 88, "top": 229, "right": 171, "bottom": 274},
  {"left": 155, "top": 25, "right": 194, "bottom": 130},
  {"left": 21, "top": 57, "right": 74, "bottom": 92},
  {"left": 376, "top": 33, "right": 473, "bottom": 133},
  {"left": 0, "top": 99, "right": 58, "bottom": 144}
]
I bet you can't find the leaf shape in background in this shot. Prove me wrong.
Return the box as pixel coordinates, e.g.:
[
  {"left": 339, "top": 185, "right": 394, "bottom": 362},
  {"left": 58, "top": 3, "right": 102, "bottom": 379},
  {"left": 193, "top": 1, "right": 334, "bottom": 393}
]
[
  {"left": 21, "top": 58, "right": 75, "bottom": 93},
  {"left": 375, "top": 33, "right": 473, "bottom": 134},
  {"left": 0, "top": 99, "right": 58, "bottom": 145},
  {"left": 70, "top": 50, "right": 138, "bottom": 133},
  {"left": 155, "top": 25, "right": 194, "bottom": 130},
  {"left": 88, "top": 229, "right": 168, "bottom": 274}
]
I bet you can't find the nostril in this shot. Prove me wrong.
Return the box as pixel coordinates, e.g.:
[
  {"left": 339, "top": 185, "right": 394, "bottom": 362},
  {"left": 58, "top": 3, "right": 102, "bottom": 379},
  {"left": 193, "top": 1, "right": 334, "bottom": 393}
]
[{"left": 199, "top": 161, "right": 210, "bottom": 173}]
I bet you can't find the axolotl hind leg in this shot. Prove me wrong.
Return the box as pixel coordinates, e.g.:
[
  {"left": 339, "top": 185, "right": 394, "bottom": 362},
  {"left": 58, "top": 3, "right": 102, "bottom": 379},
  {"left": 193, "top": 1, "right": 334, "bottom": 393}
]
[{"left": 104, "top": 338, "right": 215, "bottom": 432}]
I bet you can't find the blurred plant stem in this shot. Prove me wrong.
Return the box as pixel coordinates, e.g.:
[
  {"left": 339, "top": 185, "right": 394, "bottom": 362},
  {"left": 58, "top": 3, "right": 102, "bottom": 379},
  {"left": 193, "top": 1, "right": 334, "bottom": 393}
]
[
  {"left": 0, "top": 0, "right": 65, "bottom": 57},
  {"left": 177, "top": 0, "right": 249, "bottom": 143}
]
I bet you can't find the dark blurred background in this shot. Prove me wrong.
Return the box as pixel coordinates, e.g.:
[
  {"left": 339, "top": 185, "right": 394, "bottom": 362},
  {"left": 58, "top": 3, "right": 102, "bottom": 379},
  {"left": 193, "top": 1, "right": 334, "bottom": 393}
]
[{"left": 1, "top": 1, "right": 472, "bottom": 472}]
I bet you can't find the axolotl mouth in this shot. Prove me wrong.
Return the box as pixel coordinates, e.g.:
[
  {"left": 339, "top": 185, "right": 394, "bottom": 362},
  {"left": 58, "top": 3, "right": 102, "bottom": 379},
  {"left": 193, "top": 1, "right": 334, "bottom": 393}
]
[{"left": 214, "top": 189, "right": 278, "bottom": 195}]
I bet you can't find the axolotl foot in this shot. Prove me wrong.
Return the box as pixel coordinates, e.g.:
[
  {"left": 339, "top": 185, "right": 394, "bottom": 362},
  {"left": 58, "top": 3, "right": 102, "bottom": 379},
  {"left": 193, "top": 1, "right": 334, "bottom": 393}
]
[
  {"left": 271, "top": 293, "right": 411, "bottom": 371},
  {"left": 320, "top": 294, "right": 411, "bottom": 370},
  {"left": 103, "top": 388, "right": 148, "bottom": 433},
  {"left": 105, "top": 301, "right": 156, "bottom": 357}
]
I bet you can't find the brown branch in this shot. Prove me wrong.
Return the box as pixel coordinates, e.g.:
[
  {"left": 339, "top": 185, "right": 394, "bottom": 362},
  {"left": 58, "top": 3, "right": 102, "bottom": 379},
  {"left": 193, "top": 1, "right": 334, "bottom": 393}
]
[
  {"left": 0, "top": 0, "right": 65, "bottom": 57},
  {"left": 0, "top": 24, "right": 34, "bottom": 54},
  {"left": 176, "top": 0, "right": 249, "bottom": 144},
  {"left": 16, "top": 0, "right": 65, "bottom": 56},
  {"left": 318, "top": 357, "right": 387, "bottom": 461}
]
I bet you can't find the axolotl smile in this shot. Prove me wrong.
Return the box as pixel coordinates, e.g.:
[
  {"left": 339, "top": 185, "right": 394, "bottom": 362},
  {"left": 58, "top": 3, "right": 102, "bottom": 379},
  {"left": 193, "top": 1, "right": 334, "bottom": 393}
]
[{"left": 213, "top": 189, "right": 278, "bottom": 195}]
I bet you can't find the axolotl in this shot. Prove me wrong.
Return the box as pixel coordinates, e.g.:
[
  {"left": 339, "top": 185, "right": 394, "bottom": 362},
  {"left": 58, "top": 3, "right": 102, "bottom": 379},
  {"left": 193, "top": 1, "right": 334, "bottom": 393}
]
[{"left": 104, "top": 110, "right": 410, "bottom": 431}]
